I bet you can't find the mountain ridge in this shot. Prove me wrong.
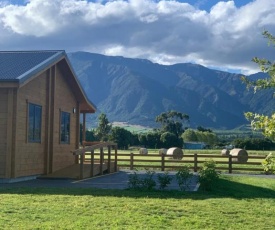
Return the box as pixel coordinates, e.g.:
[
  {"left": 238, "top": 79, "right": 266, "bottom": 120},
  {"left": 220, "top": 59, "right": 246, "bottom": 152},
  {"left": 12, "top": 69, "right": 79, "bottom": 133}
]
[{"left": 67, "top": 51, "right": 274, "bottom": 129}]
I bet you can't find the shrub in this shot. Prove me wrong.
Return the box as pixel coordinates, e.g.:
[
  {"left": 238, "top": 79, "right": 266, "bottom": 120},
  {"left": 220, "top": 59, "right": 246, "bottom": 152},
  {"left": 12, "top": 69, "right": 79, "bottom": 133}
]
[
  {"left": 128, "top": 170, "right": 156, "bottom": 190},
  {"left": 128, "top": 170, "right": 142, "bottom": 189},
  {"left": 157, "top": 171, "right": 172, "bottom": 190},
  {"left": 262, "top": 153, "right": 275, "bottom": 174},
  {"left": 199, "top": 160, "right": 220, "bottom": 191},
  {"left": 176, "top": 165, "right": 193, "bottom": 191},
  {"left": 141, "top": 170, "right": 156, "bottom": 190}
]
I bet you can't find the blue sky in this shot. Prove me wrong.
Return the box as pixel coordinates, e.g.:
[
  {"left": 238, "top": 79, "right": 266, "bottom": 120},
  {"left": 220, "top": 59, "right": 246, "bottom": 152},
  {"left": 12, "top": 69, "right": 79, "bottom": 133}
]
[
  {"left": 178, "top": 0, "right": 252, "bottom": 11},
  {"left": 0, "top": 0, "right": 274, "bottom": 74}
]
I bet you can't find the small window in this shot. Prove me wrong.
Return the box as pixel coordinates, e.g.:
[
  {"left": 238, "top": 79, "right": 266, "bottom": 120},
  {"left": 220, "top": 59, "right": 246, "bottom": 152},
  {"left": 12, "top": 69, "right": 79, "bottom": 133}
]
[
  {"left": 28, "top": 103, "right": 42, "bottom": 142},
  {"left": 60, "top": 111, "right": 70, "bottom": 144}
]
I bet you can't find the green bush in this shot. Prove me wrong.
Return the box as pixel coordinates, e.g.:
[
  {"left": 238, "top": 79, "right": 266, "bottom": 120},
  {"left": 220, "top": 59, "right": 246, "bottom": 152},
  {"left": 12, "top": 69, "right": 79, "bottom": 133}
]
[
  {"left": 262, "top": 153, "right": 275, "bottom": 174},
  {"left": 128, "top": 171, "right": 142, "bottom": 189},
  {"left": 157, "top": 171, "right": 172, "bottom": 190},
  {"left": 128, "top": 170, "right": 156, "bottom": 190},
  {"left": 176, "top": 165, "right": 193, "bottom": 191},
  {"left": 199, "top": 160, "right": 220, "bottom": 191},
  {"left": 141, "top": 170, "right": 156, "bottom": 190}
]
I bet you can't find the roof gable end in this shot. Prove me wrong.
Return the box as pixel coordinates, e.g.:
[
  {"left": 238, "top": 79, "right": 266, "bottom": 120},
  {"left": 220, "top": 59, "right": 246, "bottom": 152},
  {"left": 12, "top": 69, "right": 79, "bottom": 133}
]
[{"left": 0, "top": 50, "right": 64, "bottom": 83}]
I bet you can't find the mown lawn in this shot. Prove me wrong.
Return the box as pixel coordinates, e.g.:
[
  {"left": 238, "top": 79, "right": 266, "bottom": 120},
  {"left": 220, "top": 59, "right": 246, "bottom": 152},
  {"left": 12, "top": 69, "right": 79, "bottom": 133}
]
[{"left": 0, "top": 175, "right": 274, "bottom": 229}]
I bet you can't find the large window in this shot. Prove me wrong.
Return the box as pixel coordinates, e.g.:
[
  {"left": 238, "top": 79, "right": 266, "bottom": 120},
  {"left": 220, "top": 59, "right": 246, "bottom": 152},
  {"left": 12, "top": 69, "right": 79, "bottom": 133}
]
[
  {"left": 60, "top": 111, "right": 70, "bottom": 144},
  {"left": 28, "top": 103, "right": 42, "bottom": 142}
]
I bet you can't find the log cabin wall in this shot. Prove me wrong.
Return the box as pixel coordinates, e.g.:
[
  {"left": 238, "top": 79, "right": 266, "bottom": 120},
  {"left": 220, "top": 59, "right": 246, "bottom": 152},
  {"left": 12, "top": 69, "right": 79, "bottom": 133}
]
[
  {"left": 0, "top": 89, "right": 8, "bottom": 178},
  {"left": 13, "top": 63, "right": 78, "bottom": 178}
]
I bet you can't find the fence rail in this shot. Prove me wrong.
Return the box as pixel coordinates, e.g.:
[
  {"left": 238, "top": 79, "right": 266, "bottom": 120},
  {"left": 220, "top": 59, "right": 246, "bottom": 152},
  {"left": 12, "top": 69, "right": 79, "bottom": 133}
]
[{"left": 85, "top": 152, "right": 267, "bottom": 174}]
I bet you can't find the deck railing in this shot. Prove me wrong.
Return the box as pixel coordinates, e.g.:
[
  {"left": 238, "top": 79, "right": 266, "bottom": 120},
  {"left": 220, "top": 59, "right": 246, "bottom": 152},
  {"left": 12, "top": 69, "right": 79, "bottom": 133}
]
[{"left": 72, "top": 142, "right": 118, "bottom": 179}]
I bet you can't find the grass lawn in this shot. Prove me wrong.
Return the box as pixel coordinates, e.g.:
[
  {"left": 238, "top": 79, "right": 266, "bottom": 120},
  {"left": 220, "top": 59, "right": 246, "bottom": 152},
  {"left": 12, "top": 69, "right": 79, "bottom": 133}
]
[{"left": 0, "top": 175, "right": 274, "bottom": 229}]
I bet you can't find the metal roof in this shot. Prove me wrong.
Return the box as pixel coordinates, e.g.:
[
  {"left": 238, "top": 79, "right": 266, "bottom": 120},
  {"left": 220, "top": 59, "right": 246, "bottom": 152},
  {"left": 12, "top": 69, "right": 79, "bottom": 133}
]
[
  {"left": 0, "top": 50, "right": 64, "bottom": 83},
  {"left": 0, "top": 50, "right": 96, "bottom": 112}
]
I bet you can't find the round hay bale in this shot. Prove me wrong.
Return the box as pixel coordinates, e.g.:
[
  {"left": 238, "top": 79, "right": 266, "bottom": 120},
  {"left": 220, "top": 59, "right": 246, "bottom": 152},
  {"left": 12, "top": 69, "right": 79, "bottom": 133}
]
[
  {"left": 229, "top": 148, "right": 248, "bottom": 163},
  {"left": 159, "top": 148, "right": 167, "bottom": 155},
  {"left": 221, "top": 149, "right": 230, "bottom": 156},
  {"left": 139, "top": 148, "right": 148, "bottom": 155},
  {"left": 167, "top": 147, "right": 183, "bottom": 159}
]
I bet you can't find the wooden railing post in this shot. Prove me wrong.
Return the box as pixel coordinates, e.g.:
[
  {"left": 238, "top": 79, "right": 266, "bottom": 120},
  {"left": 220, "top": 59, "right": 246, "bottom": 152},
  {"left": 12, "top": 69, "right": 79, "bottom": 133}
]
[
  {"left": 229, "top": 155, "right": 232, "bottom": 174},
  {"left": 130, "top": 153, "right": 134, "bottom": 170},
  {"left": 107, "top": 146, "right": 111, "bottom": 173},
  {"left": 90, "top": 149, "right": 94, "bottom": 177},
  {"left": 194, "top": 153, "right": 198, "bottom": 172},
  {"left": 161, "top": 154, "right": 165, "bottom": 171},
  {"left": 100, "top": 147, "right": 104, "bottom": 175},
  {"left": 80, "top": 153, "right": 84, "bottom": 179}
]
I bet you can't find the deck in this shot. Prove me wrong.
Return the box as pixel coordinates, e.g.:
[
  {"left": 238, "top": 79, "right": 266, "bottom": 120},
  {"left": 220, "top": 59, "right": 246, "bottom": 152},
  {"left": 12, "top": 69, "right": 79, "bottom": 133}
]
[
  {"left": 40, "top": 161, "right": 116, "bottom": 179},
  {"left": 41, "top": 141, "right": 118, "bottom": 180}
]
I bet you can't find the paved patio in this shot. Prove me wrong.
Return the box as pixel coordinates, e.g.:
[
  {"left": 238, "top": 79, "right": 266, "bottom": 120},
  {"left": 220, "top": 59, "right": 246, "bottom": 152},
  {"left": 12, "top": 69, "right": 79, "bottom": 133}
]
[{"left": 0, "top": 170, "right": 200, "bottom": 191}]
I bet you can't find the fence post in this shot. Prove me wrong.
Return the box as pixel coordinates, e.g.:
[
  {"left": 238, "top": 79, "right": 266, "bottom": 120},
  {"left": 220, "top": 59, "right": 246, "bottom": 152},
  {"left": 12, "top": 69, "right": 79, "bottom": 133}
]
[
  {"left": 194, "top": 153, "right": 198, "bottom": 172},
  {"left": 107, "top": 146, "right": 111, "bottom": 173},
  {"left": 100, "top": 147, "right": 104, "bottom": 175},
  {"left": 161, "top": 154, "right": 165, "bottom": 171},
  {"left": 130, "top": 153, "right": 134, "bottom": 170},
  {"left": 90, "top": 149, "right": 94, "bottom": 177},
  {"left": 114, "top": 145, "right": 118, "bottom": 172},
  {"left": 229, "top": 155, "right": 232, "bottom": 174}
]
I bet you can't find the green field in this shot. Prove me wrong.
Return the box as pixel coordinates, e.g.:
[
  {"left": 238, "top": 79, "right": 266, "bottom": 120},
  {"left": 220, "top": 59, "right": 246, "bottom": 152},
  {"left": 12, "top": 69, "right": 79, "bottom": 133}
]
[{"left": 0, "top": 175, "right": 274, "bottom": 229}]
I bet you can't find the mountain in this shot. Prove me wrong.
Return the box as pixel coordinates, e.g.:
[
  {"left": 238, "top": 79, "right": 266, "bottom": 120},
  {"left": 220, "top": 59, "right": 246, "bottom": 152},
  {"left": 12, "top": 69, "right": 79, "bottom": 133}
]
[{"left": 67, "top": 52, "right": 274, "bottom": 129}]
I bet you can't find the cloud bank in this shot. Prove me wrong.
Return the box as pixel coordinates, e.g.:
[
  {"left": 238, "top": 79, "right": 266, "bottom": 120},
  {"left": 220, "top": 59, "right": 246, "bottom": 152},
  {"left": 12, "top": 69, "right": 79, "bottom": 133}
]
[{"left": 0, "top": 0, "right": 275, "bottom": 74}]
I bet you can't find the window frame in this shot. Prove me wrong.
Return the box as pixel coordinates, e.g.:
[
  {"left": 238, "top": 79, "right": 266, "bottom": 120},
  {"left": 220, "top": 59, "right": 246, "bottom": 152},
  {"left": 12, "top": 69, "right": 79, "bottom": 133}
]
[
  {"left": 60, "top": 111, "right": 70, "bottom": 144},
  {"left": 28, "top": 103, "right": 42, "bottom": 143}
]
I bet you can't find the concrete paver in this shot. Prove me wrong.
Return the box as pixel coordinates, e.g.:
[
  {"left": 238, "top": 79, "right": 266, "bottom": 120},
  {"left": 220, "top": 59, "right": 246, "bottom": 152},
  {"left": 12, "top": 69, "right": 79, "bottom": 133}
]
[{"left": 0, "top": 170, "right": 199, "bottom": 191}]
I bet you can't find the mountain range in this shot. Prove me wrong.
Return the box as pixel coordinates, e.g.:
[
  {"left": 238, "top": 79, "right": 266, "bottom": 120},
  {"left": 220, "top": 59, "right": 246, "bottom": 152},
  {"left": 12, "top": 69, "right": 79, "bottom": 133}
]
[{"left": 67, "top": 52, "right": 274, "bottom": 129}]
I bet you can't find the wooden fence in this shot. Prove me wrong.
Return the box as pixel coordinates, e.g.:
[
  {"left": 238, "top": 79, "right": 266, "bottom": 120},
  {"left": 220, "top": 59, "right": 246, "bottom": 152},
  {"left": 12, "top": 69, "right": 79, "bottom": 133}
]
[{"left": 87, "top": 152, "right": 266, "bottom": 174}]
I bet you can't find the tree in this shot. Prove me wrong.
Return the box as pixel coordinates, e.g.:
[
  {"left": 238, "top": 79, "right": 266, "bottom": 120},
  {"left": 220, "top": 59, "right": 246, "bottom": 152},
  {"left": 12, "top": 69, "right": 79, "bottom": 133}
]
[
  {"left": 242, "top": 30, "right": 275, "bottom": 141},
  {"left": 160, "top": 132, "right": 183, "bottom": 148},
  {"left": 109, "top": 127, "right": 134, "bottom": 149},
  {"left": 95, "top": 113, "right": 112, "bottom": 141},
  {"left": 138, "top": 133, "right": 148, "bottom": 147},
  {"left": 146, "top": 131, "right": 161, "bottom": 148},
  {"left": 182, "top": 129, "right": 198, "bottom": 142},
  {"left": 233, "top": 138, "right": 275, "bottom": 150},
  {"left": 155, "top": 110, "right": 189, "bottom": 138},
  {"left": 197, "top": 126, "right": 212, "bottom": 133}
]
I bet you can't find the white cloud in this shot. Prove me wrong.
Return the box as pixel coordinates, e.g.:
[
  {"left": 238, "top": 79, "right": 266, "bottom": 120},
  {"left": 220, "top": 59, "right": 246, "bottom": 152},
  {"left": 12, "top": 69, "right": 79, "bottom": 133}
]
[{"left": 0, "top": 0, "right": 274, "bottom": 74}]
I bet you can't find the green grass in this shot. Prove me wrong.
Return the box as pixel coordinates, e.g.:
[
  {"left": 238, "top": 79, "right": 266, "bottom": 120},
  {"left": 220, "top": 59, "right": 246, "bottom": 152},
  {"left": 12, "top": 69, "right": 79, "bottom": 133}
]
[{"left": 1, "top": 175, "right": 275, "bottom": 229}]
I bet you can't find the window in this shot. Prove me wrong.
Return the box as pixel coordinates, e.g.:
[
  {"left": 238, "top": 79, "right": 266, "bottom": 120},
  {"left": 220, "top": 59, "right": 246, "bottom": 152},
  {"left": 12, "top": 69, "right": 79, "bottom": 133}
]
[
  {"left": 60, "top": 111, "right": 70, "bottom": 143},
  {"left": 28, "top": 103, "right": 42, "bottom": 142}
]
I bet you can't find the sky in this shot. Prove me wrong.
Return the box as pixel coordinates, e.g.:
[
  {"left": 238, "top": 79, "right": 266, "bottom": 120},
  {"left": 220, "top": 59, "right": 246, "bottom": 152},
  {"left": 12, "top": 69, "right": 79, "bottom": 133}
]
[{"left": 0, "top": 0, "right": 274, "bottom": 74}]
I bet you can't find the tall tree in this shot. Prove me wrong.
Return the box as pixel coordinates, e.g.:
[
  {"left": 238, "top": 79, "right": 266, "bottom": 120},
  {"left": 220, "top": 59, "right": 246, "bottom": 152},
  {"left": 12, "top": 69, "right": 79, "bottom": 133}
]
[
  {"left": 109, "top": 127, "right": 133, "bottom": 149},
  {"left": 182, "top": 129, "right": 198, "bottom": 142},
  {"left": 242, "top": 30, "right": 275, "bottom": 141},
  {"left": 95, "top": 113, "right": 112, "bottom": 141},
  {"left": 160, "top": 132, "right": 183, "bottom": 148},
  {"left": 155, "top": 110, "right": 189, "bottom": 138}
]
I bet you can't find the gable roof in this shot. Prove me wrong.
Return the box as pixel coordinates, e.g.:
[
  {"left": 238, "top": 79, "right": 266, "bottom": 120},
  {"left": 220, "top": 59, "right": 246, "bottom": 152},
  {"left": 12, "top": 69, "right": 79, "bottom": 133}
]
[{"left": 0, "top": 50, "right": 96, "bottom": 113}]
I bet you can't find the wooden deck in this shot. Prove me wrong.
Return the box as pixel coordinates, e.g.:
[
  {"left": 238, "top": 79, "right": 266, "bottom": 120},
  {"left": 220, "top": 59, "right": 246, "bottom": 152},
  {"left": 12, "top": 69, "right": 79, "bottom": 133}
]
[
  {"left": 39, "top": 142, "right": 119, "bottom": 180},
  {"left": 40, "top": 161, "right": 116, "bottom": 180}
]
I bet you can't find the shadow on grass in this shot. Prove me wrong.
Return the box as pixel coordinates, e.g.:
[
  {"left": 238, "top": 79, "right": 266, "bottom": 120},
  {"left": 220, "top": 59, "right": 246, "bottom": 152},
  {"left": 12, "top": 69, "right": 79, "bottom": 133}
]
[{"left": 0, "top": 175, "right": 274, "bottom": 200}]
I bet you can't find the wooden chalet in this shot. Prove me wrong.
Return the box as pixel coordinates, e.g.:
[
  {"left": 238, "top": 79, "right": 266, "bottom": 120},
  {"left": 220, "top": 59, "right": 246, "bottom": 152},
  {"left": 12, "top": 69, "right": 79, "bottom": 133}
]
[{"left": 0, "top": 50, "right": 99, "bottom": 182}]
